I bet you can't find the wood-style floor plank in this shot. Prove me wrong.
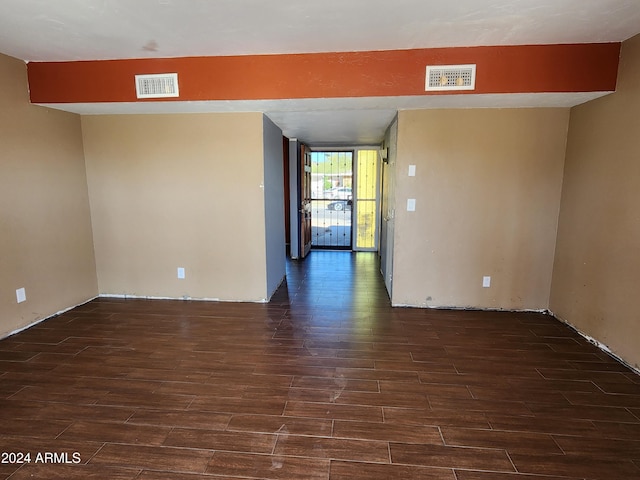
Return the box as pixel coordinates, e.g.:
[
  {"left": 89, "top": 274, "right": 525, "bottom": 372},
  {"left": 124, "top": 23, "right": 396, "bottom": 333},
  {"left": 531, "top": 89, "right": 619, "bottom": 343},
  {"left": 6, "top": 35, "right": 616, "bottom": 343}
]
[
  {"left": 329, "top": 460, "right": 455, "bottom": 479},
  {"left": 1, "top": 251, "right": 639, "bottom": 479}
]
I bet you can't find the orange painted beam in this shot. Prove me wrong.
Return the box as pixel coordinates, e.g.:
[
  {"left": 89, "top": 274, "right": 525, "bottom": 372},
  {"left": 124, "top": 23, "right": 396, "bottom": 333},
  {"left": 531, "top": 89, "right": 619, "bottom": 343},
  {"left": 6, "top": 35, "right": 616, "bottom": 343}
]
[{"left": 27, "top": 43, "right": 620, "bottom": 104}]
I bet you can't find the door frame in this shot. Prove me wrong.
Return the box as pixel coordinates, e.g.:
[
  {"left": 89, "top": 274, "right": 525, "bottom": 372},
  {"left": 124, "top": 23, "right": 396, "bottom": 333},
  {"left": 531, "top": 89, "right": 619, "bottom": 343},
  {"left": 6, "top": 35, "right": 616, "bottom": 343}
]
[
  {"left": 288, "top": 143, "right": 384, "bottom": 257},
  {"left": 379, "top": 118, "right": 398, "bottom": 297}
]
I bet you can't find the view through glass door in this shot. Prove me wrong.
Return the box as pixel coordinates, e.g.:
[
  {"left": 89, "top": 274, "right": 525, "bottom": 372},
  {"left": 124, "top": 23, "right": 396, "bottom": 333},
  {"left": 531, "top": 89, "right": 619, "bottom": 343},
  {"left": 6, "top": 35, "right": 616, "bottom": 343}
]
[
  {"left": 309, "top": 149, "right": 380, "bottom": 251},
  {"left": 310, "top": 151, "right": 353, "bottom": 249}
]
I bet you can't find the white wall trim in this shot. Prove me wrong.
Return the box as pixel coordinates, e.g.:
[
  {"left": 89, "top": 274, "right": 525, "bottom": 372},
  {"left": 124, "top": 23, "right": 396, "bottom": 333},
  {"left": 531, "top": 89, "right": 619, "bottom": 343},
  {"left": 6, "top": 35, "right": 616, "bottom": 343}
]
[
  {"left": 391, "top": 303, "right": 549, "bottom": 314},
  {"left": 392, "top": 303, "right": 640, "bottom": 376},
  {"left": 550, "top": 310, "right": 640, "bottom": 376},
  {"left": 0, "top": 296, "right": 99, "bottom": 341},
  {"left": 99, "top": 293, "right": 269, "bottom": 303}
]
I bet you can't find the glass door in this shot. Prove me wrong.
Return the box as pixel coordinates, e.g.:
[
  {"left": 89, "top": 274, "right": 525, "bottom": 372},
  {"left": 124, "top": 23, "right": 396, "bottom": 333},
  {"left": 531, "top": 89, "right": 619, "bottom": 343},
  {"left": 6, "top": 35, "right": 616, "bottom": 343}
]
[{"left": 310, "top": 151, "right": 353, "bottom": 249}]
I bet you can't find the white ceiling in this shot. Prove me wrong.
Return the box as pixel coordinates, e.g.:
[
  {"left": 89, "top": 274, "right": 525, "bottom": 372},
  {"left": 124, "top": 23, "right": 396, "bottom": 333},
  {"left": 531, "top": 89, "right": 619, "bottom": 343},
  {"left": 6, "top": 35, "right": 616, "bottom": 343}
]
[{"left": 2, "top": 0, "right": 640, "bottom": 145}]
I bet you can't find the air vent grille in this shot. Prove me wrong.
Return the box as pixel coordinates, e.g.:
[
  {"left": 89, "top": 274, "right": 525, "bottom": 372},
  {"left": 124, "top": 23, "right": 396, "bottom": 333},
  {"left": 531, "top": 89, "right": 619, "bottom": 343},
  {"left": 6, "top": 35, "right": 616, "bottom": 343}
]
[
  {"left": 135, "top": 73, "right": 179, "bottom": 99},
  {"left": 425, "top": 64, "right": 476, "bottom": 91}
]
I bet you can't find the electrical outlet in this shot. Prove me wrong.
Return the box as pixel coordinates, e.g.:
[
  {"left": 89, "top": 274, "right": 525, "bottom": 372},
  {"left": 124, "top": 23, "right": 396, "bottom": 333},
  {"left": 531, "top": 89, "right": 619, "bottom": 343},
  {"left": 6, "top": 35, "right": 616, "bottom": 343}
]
[
  {"left": 407, "top": 198, "right": 416, "bottom": 211},
  {"left": 16, "top": 287, "right": 26, "bottom": 303},
  {"left": 482, "top": 276, "right": 491, "bottom": 288},
  {"left": 408, "top": 165, "right": 416, "bottom": 176},
  {"left": 177, "top": 267, "right": 185, "bottom": 279}
]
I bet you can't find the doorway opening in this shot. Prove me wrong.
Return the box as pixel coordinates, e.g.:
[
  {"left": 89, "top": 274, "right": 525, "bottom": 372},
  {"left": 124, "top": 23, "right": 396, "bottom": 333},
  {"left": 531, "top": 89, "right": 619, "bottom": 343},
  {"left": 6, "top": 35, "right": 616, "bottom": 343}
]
[{"left": 310, "top": 151, "right": 353, "bottom": 249}]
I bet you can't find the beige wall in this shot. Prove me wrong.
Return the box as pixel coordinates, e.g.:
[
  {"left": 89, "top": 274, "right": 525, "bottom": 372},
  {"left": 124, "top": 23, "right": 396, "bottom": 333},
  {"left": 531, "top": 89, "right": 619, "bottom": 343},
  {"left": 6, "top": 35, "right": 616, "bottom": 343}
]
[
  {"left": 0, "top": 53, "right": 97, "bottom": 337},
  {"left": 82, "top": 112, "right": 273, "bottom": 302},
  {"left": 551, "top": 34, "right": 640, "bottom": 369},
  {"left": 393, "top": 108, "right": 569, "bottom": 310}
]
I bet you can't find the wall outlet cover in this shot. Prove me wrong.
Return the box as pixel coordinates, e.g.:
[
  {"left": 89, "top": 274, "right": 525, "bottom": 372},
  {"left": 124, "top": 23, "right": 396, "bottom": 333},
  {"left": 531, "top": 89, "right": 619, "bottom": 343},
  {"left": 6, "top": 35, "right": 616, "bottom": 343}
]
[
  {"left": 483, "top": 276, "right": 491, "bottom": 288},
  {"left": 177, "top": 267, "right": 185, "bottom": 279}
]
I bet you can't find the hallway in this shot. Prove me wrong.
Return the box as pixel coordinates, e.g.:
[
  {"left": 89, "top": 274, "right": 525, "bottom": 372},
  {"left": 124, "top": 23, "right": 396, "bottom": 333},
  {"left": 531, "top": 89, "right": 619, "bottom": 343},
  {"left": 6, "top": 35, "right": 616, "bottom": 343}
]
[{"left": 0, "top": 251, "right": 639, "bottom": 479}]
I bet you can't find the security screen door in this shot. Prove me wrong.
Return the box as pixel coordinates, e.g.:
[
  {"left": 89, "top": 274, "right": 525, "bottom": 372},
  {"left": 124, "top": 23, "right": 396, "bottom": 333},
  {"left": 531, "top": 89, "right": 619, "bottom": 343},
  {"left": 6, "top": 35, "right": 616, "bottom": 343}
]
[
  {"left": 309, "top": 149, "right": 380, "bottom": 251},
  {"left": 310, "top": 151, "right": 353, "bottom": 249}
]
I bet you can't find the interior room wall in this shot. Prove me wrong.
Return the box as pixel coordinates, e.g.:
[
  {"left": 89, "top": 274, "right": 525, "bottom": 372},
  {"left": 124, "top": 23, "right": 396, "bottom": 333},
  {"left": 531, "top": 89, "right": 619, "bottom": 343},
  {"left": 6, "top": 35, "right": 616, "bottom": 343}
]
[
  {"left": 550, "top": 34, "right": 640, "bottom": 370},
  {"left": 81, "top": 112, "right": 271, "bottom": 302},
  {"left": 392, "top": 108, "right": 569, "bottom": 310},
  {"left": 0, "top": 53, "right": 97, "bottom": 338},
  {"left": 262, "top": 115, "right": 286, "bottom": 298}
]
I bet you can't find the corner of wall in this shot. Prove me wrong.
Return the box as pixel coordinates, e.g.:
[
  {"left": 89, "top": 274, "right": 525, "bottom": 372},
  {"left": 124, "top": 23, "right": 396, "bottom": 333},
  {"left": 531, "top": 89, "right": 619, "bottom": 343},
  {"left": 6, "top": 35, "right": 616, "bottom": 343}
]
[
  {"left": 1, "top": 53, "right": 98, "bottom": 338},
  {"left": 262, "top": 114, "right": 287, "bottom": 298}
]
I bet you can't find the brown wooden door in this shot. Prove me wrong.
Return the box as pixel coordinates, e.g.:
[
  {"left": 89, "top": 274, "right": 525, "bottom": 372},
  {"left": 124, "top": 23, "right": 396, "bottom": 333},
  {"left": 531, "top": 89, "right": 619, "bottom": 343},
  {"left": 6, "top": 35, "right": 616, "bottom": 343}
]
[{"left": 300, "top": 145, "right": 312, "bottom": 258}]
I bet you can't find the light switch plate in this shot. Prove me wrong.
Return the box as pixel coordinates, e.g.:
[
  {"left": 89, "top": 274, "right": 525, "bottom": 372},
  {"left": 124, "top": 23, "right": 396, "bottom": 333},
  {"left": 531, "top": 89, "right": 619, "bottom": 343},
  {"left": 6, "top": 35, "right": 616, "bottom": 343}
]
[
  {"left": 16, "top": 287, "right": 26, "bottom": 303},
  {"left": 407, "top": 199, "right": 416, "bottom": 211},
  {"left": 408, "top": 165, "right": 416, "bottom": 177}
]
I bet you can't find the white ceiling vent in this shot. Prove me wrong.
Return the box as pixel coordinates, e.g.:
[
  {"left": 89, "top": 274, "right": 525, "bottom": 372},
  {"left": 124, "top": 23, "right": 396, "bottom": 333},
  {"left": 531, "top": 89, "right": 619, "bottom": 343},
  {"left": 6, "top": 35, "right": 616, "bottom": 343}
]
[
  {"left": 425, "top": 64, "right": 476, "bottom": 91},
  {"left": 135, "top": 73, "right": 179, "bottom": 99}
]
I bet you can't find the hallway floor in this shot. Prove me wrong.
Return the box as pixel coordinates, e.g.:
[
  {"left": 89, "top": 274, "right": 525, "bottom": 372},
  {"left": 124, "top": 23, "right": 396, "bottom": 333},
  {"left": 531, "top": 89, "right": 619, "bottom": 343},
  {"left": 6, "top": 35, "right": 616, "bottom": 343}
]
[{"left": 1, "top": 251, "right": 639, "bottom": 479}]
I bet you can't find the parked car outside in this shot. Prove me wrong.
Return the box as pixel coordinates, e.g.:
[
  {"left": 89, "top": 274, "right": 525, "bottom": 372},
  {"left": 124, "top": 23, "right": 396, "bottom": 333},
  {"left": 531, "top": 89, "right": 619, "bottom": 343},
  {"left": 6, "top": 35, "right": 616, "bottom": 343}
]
[
  {"left": 323, "top": 187, "right": 352, "bottom": 200},
  {"left": 327, "top": 199, "right": 352, "bottom": 211}
]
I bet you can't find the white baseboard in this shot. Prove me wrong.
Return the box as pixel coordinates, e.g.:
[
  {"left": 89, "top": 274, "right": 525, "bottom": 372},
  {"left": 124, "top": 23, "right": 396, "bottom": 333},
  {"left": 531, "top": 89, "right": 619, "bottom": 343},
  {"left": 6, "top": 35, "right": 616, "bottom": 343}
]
[
  {"left": 98, "top": 293, "right": 269, "bottom": 303},
  {"left": 391, "top": 302, "right": 549, "bottom": 314},
  {"left": 549, "top": 310, "right": 640, "bottom": 376},
  {"left": 1, "top": 296, "right": 98, "bottom": 341}
]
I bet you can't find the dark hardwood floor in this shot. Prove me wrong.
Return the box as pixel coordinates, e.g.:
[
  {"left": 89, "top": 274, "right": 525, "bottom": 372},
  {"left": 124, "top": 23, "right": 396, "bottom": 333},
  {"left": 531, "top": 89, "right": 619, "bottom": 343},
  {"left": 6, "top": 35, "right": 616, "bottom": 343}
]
[{"left": 1, "top": 251, "right": 639, "bottom": 479}]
